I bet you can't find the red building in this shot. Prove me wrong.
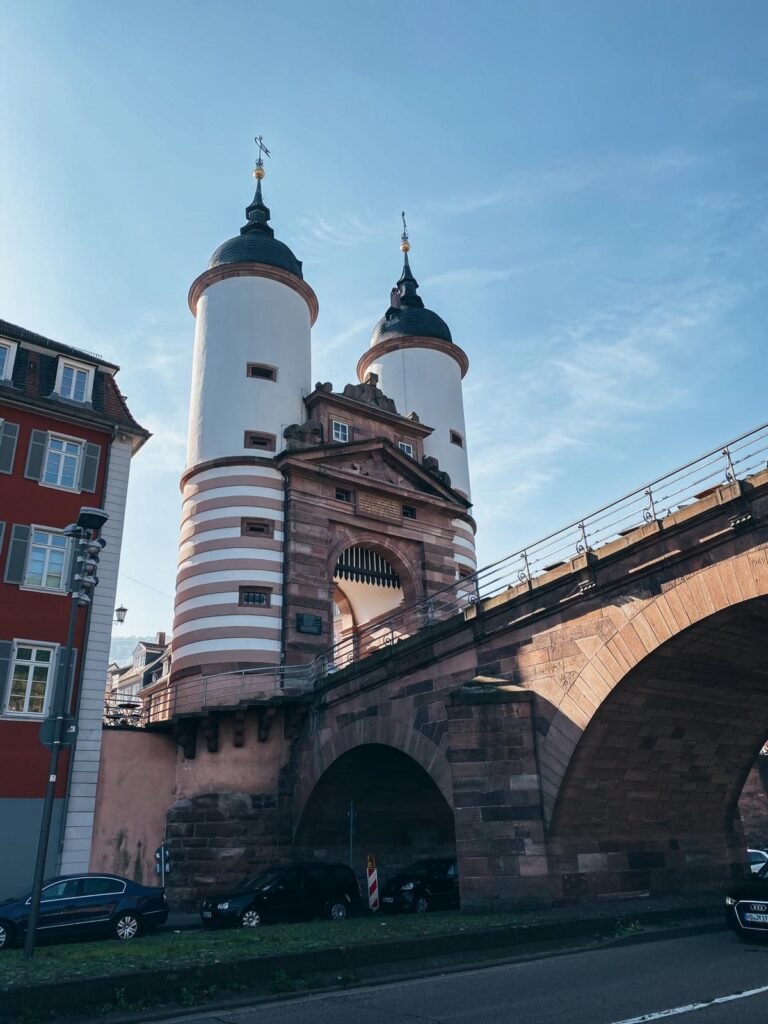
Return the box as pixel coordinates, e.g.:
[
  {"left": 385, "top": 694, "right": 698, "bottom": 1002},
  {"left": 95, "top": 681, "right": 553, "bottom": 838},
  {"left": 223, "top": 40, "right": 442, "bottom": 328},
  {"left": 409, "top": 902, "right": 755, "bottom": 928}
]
[{"left": 0, "top": 319, "right": 148, "bottom": 898}]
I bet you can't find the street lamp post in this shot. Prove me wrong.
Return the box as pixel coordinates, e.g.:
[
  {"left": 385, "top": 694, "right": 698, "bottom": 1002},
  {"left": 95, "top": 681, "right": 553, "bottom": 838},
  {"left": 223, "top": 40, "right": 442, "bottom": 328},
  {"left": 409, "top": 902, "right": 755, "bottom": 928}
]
[{"left": 22, "top": 507, "right": 109, "bottom": 960}]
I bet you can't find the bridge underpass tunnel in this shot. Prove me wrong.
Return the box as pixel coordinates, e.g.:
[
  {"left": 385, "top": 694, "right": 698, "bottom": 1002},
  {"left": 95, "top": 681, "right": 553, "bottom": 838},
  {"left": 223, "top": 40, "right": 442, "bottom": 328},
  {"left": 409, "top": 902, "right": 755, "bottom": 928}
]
[
  {"left": 549, "top": 597, "right": 768, "bottom": 899},
  {"left": 332, "top": 546, "right": 406, "bottom": 663},
  {"left": 294, "top": 744, "right": 456, "bottom": 892}
]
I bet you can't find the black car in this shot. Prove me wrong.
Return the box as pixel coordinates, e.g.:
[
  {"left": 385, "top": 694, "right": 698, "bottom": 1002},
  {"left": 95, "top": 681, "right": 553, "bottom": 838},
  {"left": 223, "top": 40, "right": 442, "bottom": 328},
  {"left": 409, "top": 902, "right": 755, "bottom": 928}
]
[
  {"left": 726, "top": 861, "right": 768, "bottom": 938},
  {"left": 0, "top": 873, "right": 168, "bottom": 950},
  {"left": 380, "top": 858, "right": 460, "bottom": 914},
  {"left": 201, "top": 863, "right": 361, "bottom": 927}
]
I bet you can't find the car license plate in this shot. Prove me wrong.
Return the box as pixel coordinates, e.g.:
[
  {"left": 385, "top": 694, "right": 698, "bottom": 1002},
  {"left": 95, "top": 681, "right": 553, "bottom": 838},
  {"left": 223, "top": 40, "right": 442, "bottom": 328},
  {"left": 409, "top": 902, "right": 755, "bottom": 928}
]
[
  {"left": 202, "top": 910, "right": 212, "bottom": 918},
  {"left": 382, "top": 897, "right": 394, "bottom": 903},
  {"left": 744, "top": 912, "right": 768, "bottom": 923}
]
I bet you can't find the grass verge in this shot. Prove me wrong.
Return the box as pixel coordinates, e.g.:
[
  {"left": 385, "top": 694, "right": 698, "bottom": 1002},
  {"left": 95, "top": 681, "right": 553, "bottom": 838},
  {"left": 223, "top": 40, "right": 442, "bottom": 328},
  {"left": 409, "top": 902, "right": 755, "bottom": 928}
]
[{"left": 0, "top": 912, "right": 521, "bottom": 991}]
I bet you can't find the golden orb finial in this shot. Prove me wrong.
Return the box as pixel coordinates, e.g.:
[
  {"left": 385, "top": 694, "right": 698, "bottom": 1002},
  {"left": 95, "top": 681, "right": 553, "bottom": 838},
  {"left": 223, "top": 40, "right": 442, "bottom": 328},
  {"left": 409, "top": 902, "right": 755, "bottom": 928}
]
[
  {"left": 400, "top": 239, "right": 410, "bottom": 253},
  {"left": 253, "top": 165, "right": 265, "bottom": 180}
]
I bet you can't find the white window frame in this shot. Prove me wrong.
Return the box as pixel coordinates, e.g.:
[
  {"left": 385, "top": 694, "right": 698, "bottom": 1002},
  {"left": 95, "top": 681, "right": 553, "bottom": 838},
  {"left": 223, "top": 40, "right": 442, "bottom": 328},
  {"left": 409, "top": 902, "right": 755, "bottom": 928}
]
[
  {"left": 0, "top": 340, "right": 17, "bottom": 383},
  {"left": 332, "top": 420, "right": 349, "bottom": 443},
  {"left": 398, "top": 440, "right": 414, "bottom": 457},
  {"left": 21, "top": 525, "right": 70, "bottom": 594},
  {"left": 41, "top": 431, "right": 83, "bottom": 491},
  {"left": 54, "top": 357, "right": 94, "bottom": 403},
  {"left": 3, "top": 640, "right": 59, "bottom": 719}
]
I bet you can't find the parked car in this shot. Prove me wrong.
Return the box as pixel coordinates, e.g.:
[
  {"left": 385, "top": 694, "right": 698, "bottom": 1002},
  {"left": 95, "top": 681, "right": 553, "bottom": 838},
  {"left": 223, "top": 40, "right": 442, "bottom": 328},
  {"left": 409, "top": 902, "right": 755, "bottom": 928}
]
[
  {"left": 380, "top": 858, "right": 460, "bottom": 914},
  {"left": 0, "top": 874, "right": 168, "bottom": 950},
  {"left": 748, "top": 849, "right": 768, "bottom": 874},
  {"left": 200, "top": 863, "right": 362, "bottom": 927},
  {"left": 726, "top": 861, "right": 768, "bottom": 939}
]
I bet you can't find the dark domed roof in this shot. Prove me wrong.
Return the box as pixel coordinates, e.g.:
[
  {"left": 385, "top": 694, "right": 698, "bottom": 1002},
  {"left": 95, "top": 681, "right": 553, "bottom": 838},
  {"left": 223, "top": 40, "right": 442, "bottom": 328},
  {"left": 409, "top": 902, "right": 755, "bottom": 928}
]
[
  {"left": 372, "top": 306, "right": 452, "bottom": 345},
  {"left": 209, "top": 234, "right": 303, "bottom": 278},
  {"left": 370, "top": 250, "right": 452, "bottom": 346},
  {"left": 208, "top": 176, "right": 303, "bottom": 280}
]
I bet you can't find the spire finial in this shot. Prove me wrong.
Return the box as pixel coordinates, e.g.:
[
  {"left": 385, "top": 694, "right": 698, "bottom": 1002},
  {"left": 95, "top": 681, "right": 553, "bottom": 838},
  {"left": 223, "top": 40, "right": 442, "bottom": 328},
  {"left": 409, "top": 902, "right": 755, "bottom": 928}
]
[
  {"left": 400, "top": 210, "right": 410, "bottom": 253},
  {"left": 253, "top": 134, "right": 271, "bottom": 181},
  {"left": 242, "top": 135, "right": 274, "bottom": 238}
]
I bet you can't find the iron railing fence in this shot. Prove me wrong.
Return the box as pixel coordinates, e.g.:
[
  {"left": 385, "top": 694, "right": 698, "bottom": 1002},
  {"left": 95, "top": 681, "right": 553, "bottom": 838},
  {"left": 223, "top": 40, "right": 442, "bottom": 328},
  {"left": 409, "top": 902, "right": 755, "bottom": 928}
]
[{"left": 103, "top": 419, "right": 768, "bottom": 726}]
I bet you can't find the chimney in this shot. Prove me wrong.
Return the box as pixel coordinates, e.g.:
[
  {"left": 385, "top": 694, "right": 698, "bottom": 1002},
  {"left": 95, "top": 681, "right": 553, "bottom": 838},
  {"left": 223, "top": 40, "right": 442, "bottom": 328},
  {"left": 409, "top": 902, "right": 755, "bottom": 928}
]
[{"left": 156, "top": 631, "right": 166, "bottom": 646}]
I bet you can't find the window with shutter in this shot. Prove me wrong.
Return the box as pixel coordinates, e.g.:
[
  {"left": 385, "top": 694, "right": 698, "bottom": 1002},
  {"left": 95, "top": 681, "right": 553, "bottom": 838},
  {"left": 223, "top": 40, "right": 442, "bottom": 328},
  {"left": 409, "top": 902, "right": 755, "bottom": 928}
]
[
  {"left": 0, "top": 641, "right": 11, "bottom": 709},
  {"left": 42, "top": 435, "right": 82, "bottom": 490},
  {"left": 4, "top": 524, "right": 31, "bottom": 584},
  {"left": 0, "top": 420, "right": 19, "bottom": 474},
  {"left": 79, "top": 443, "right": 101, "bottom": 493},
  {"left": 24, "top": 429, "right": 48, "bottom": 480},
  {"left": 4, "top": 643, "right": 57, "bottom": 716}
]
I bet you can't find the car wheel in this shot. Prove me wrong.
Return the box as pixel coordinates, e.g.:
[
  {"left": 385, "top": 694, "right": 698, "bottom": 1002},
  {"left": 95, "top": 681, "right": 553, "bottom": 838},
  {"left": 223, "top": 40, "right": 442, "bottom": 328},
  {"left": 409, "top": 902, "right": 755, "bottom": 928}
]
[
  {"left": 241, "top": 908, "right": 262, "bottom": 927},
  {"left": 414, "top": 897, "right": 429, "bottom": 914},
  {"left": 113, "top": 912, "right": 141, "bottom": 941},
  {"left": 329, "top": 901, "right": 348, "bottom": 921},
  {"left": 0, "top": 921, "right": 12, "bottom": 951}
]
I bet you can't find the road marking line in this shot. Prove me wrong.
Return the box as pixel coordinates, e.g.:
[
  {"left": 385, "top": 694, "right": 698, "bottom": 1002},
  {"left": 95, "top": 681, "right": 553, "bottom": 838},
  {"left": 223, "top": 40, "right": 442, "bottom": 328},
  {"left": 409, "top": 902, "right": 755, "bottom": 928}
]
[{"left": 609, "top": 982, "right": 768, "bottom": 1022}]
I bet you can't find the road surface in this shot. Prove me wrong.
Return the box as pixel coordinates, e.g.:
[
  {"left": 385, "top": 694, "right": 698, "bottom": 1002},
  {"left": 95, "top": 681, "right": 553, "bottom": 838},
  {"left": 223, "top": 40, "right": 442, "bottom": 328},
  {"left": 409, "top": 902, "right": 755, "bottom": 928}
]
[{"left": 157, "top": 929, "right": 768, "bottom": 1024}]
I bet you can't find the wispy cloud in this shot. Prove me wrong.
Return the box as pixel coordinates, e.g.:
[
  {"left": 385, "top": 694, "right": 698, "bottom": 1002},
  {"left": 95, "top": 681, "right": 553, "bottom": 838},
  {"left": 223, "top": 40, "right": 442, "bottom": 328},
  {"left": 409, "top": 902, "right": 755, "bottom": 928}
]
[
  {"left": 431, "top": 147, "right": 702, "bottom": 217},
  {"left": 467, "top": 273, "right": 747, "bottom": 546}
]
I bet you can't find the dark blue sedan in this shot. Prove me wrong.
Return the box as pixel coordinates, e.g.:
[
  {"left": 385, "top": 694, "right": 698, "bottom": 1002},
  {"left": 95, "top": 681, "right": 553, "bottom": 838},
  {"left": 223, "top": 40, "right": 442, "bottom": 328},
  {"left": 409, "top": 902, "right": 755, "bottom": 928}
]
[{"left": 0, "top": 874, "right": 168, "bottom": 949}]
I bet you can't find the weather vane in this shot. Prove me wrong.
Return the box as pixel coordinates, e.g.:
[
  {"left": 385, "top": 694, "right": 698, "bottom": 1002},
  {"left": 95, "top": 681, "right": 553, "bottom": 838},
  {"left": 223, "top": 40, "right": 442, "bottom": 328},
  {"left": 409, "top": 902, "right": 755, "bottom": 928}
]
[
  {"left": 400, "top": 211, "right": 410, "bottom": 253},
  {"left": 253, "top": 135, "right": 271, "bottom": 180}
]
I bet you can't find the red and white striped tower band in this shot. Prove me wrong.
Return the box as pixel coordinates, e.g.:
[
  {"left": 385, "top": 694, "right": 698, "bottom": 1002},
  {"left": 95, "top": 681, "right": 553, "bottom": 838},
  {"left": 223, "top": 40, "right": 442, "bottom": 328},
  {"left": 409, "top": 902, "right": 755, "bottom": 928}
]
[{"left": 367, "top": 853, "right": 379, "bottom": 911}]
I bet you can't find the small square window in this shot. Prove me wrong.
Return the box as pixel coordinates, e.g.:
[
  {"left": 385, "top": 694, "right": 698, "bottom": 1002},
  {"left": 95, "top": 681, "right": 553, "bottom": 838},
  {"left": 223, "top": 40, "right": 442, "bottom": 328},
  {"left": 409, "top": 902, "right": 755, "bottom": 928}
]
[
  {"left": 458, "top": 565, "right": 474, "bottom": 580},
  {"left": 241, "top": 517, "right": 274, "bottom": 538},
  {"left": 247, "top": 363, "right": 277, "bottom": 382},
  {"left": 335, "top": 488, "right": 353, "bottom": 503},
  {"left": 244, "top": 430, "right": 277, "bottom": 451},
  {"left": 398, "top": 441, "right": 414, "bottom": 457},
  {"left": 450, "top": 430, "right": 464, "bottom": 448},
  {"left": 332, "top": 420, "right": 349, "bottom": 443},
  {"left": 402, "top": 506, "right": 417, "bottom": 520},
  {"left": 238, "top": 586, "right": 272, "bottom": 607}
]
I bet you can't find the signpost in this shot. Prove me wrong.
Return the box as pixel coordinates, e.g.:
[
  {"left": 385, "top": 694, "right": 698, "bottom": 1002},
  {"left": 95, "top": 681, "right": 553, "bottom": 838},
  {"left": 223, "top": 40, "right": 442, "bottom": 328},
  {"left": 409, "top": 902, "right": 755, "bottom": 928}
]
[
  {"left": 155, "top": 844, "right": 172, "bottom": 887},
  {"left": 39, "top": 715, "right": 78, "bottom": 749}
]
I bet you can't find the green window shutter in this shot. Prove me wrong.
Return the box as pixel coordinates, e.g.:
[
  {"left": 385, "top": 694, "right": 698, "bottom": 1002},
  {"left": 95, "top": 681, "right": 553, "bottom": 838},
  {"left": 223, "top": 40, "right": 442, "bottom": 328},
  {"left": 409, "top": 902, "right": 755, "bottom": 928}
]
[
  {"left": 0, "top": 640, "right": 12, "bottom": 707},
  {"left": 4, "top": 524, "right": 30, "bottom": 584},
  {"left": 24, "top": 429, "right": 48, "bottom": 480},
  {"left": 79, "top": 443, "right": 100, "bottom": 493},
  {"left": 0, "top": 421, "right": 19, "bottom": 474},
  {"left": 0, "top": 522, "right": 5, "bottom": 555}
]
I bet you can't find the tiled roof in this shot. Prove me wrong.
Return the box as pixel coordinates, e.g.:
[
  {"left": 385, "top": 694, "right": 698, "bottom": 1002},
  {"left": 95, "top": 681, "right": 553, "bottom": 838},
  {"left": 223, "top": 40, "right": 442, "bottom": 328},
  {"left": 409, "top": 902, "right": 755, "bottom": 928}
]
[{"left": 0, "top": 318, "right": 149, "bottom": 441}]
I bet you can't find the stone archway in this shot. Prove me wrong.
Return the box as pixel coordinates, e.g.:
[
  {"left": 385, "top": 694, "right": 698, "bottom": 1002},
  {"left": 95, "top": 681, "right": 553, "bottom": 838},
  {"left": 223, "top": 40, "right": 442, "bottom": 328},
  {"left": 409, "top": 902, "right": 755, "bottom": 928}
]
[
  {"left": 293, "top": 743, "right": 456, "bottom": 884},
  {"left": 292, "top": 716, "right": 453, "bottom": 838},
  {"left": 538, "top": 546, "right": 768, "bottom": 826},
  {"left": 547, "top": 594, "right": 768, "bottom": 898}
]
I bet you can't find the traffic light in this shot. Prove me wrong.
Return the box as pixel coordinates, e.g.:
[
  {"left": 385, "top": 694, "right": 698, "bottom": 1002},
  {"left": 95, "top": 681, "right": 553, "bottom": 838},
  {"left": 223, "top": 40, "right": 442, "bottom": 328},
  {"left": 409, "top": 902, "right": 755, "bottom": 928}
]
[{"left": 69, "top": 535, "right": 106, "bottom": 602}]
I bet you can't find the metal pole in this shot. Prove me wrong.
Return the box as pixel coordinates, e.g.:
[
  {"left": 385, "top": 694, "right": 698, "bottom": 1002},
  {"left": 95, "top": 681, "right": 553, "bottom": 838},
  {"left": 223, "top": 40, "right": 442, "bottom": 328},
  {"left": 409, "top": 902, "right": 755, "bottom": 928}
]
[
  {"left": 348, "top": 800, "right": 355, "bottom": 869},
  {"left": 23, "top": 589, "right": 82, "bottom": 959}
]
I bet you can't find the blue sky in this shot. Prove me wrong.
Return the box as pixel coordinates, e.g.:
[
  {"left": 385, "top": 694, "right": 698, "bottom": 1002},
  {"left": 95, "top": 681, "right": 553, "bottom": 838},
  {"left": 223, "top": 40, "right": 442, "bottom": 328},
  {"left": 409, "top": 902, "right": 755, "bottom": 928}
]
[{"left": 1, "top": 1, "right": 766, "bottom": 655}]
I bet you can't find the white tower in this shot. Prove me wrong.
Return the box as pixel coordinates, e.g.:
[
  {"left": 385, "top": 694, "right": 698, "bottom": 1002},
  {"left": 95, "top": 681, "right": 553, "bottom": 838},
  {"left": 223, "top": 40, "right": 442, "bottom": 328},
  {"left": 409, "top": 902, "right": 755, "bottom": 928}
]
[
  {"left": 172, "top": 149, "right": 318, "bottom": 683},
  {"left": 356, "top": 220, "right": 475, "bottom": 577}
]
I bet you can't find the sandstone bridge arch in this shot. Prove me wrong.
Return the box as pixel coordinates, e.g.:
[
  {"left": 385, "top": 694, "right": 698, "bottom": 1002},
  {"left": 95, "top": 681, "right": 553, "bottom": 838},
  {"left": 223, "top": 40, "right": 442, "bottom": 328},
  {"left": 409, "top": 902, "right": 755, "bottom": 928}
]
[
  {"left": 291, "top": 719, "right": 455, "bottom": 880},
  {"left": 540, "top": 547, "right": 768, "bottom": 898}
]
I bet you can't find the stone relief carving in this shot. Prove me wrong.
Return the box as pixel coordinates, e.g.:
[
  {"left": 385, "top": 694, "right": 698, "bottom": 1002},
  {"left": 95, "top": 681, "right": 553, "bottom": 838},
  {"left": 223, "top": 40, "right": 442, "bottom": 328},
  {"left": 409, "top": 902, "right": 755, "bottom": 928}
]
[
  {"left": 283, "top": 420, "right": 323, "bottom": 450},
  {"left": 342, "top": 372, "right": 398, "bottom": 414},
  {"left": 422, "top": 455, "right": 452, "bottom": 489}
]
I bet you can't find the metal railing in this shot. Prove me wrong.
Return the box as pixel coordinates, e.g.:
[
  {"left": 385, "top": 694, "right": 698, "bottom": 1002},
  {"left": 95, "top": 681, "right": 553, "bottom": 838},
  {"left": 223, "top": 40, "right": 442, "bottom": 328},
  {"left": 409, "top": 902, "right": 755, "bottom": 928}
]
[{"left": 104, "top": 419, "right": 768, "bottom": 726}]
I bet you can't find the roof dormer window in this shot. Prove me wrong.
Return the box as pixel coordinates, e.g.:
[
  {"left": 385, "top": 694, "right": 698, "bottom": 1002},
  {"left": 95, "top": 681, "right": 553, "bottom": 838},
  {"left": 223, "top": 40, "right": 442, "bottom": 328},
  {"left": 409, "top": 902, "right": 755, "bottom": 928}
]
[
  {"left": 0, "top": 340, "right": 17, "bottom": 382},
  {"left": 55, "top": 358, "right": 93, "bottom": 404},
  {"left": 332, "top": 420, "right": 349, "bottom": 443}
]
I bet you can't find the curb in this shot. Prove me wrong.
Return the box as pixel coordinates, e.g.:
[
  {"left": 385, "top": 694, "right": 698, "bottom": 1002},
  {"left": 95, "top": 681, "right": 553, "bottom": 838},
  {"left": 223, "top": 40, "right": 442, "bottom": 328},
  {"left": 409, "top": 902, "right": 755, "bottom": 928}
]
[{"left": 0, "top": 907, "right": 723, "bottom": 1022}]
